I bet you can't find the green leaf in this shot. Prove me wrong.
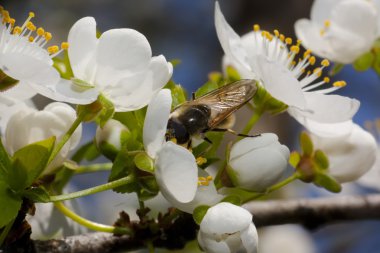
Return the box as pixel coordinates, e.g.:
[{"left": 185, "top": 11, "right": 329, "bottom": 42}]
[
  {"left": 208, "top": 71, "right": 223, "bottom": 84},
  {"left": 170, "top": 59, "right": 181, "bottom": 67},
  {"left": 314, "top": 173, "right": 341, "bottom": 193},
  {"left": 10, "top": 137, "right": 55, "bottom": 190},
  {"left": 0, "top": 138, "right": 11, "bottom": 181},
  {"left": 314, "top": 150, "right": 329, "bottom": 170},
  {"left": 193, "top": 205, "right": 210, "bottom": 225},
  {"left": 0, "top": 69, "right": 19, "bottom": 92},
  {"left": 139, "top": 176, "right": 159, "bottom": 194},
  {"left": 134, "top": 153, "right": 154, "bottom": 173},
  {"left": 329, "top": 63, "right": 344, "bottom": 76},
  {"left": 353, "top": 52, "right": 374, "bottom": 71},
  {"left": 195, "top": 81, "right": 218, "bottom": 98},
  {"left": 109, "top": 150, "right": 137, "bottom": 193},
  {"left": 0, "top": 180, "right": 22, "bottom": 228},
  {"left": 7, "top": 160, "right": 28, "bottom": 191},
  {"left": 289, "top": 151, "right": 301, "bottom": 168},
  {"left": 300, "top": 132, "right": 313, "bottom": 156},
  {"left": 22, "top": 187, "right": 50, "bottom": 203}
]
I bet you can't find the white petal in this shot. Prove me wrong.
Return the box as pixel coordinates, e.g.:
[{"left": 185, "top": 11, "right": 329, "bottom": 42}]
[
  {"left": 230, "top": 133, "right": 278, "bottom": 160},
  {"left": 198, "top": 232, "right": 231, "bottom": 253},
  {"left": 288, "top": 92, "right": 359, "bottom": 124},
  {"left": 293, "top": 120, "right": 354, "bottom": 138},
  {"left": 29, "top": 79, "right": 99, "bottom": 105},
  {"left": 311, "top": 124, "right": 377, "bottom": 183},
  {"left": 68, "top": 17, "right": 98, "bottom": 81},
  {"left": 94, "top": 28, "right": 152, "bottom": 87},
  {"left": 143, "top": 89, "right": 172, "bottom": 158},
  {"left": 1, "top": 81, "right": 37, "bottom": 101},
  {"left": 254, "top": 56, "right": 306, "bottom": 110},
  {"left": 310, "top": 0, "right": 343, "bottom": 24},
  {"left": 0, "top": 53, "right": 60, "bottom": 87},
  {"left": 214, "top": 2, "right": 252, "bottom": 74},
  {"left": 96, "top": 119, "right": 128, "bottom": 150},
  {"left": 357, "top": 148, "right": 380, "bottom": 191},
  {"left": 109, "top": 55, "right": 173, "bottom": 112},
  {"left": 155, "top": 142, "right": 198, "bottom": 203},
  {"left": 201, "top": 202, "right": 252, "bottom": 235},
  {"left": 240, "top": 224, "right": 259, "bottom": 253}
]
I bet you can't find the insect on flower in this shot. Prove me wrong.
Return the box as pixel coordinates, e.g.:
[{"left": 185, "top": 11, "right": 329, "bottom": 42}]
[{"left": 166, "top": 79, "right": 258, "bottom": 145}]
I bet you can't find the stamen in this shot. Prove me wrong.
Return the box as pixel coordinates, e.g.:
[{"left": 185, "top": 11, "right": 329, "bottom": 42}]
[
  {"left": 290, "top": 45, "right": 300, "bottom": 54},
  {"left": 321, "top": 59, "right": 330, "bottom": 67},
  {"left": 198, "top": 175, "right": 213, "bottom": 186},
  {"left": 28, "top": 36, "right": 34, "bottom": 42},
  {"left": 324, "top": 20, "right": 331, "bottom": 28},
  {"left": 308, "top": 56, "right": 316, "bottom": 65},
  {"left": 285, "top": 37, "right": 292, "bottom": 45},
  {"left": 196, "top": 157, "right": 207, "bottom": 166},
  {"left": 44, "top": 32, "right": 52, "bottom": 41},
  {"left": 37, "top": 27, "right": 45, "bottom": 36},
  {"left": 47, "top": 45, "right": 59, "bottom": 54},
  {"left": 273, "top": 29, "right": 280, "bottom": 37},
  {"left": 333, "top": 81, "right": 346, "bottom": 87},
  {"left": 253, "top": 24, "right": 260, "bottom": 32},
  {"left": 303, "top": 49, "right": 312, "bottom": 58},
  {"left": 324, "top": 77, "right": 330, "bottom": 83}
]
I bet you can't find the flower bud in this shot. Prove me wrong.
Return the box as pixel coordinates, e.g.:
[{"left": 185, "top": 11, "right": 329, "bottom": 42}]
[
  {"left": 198, "top": 202, "right": 258, "bottom": 253},
  {"left": 95, "top": 119, "right": 129, "bottom": 158},
  {"left": 228, "top": 133, "right": 290, "bottom": 192}
]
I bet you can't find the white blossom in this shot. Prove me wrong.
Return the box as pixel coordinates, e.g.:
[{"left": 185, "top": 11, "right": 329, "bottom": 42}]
[
  {"left": 228, "top": 133, "right": 290, "bottom": 192},
  {"left": 215, "top": 2, "right": 360, "bottom": 135},
  {"left": 43, "top": 17, "right": 173, "bottom": 111},
  {"left": 198, "top": 202, "right": 258, "bottom": 253},
  {"left": 4, "top": 102, "right": 82, "bottom": 174},
  {"left": 295, "top": 0, "right": 378, "bottom": 64},
  {"left": 95, "top": 119, "right": 129, "bottom": 151},
  {"left": 311, "top": 122, "right": 377, "bottom": 183}
]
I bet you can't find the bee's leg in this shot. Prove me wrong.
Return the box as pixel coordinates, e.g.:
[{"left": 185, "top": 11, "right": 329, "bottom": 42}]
[
  {"left": 187, "top": 139, "right": 193, "bottom": 149},
  {"left": 192, "top": 92, "right": 196, "bottom": 100},
  {"left": 203, "top": 137, "right": 213, "bottom": 144},
  {"left": 211, "top": 128, "right": 261, "bottom": 138}
]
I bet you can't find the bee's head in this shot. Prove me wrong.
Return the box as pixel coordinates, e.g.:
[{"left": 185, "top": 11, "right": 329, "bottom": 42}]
[{"left": 166, "top": 118, "right": 190, "bottom": 144}]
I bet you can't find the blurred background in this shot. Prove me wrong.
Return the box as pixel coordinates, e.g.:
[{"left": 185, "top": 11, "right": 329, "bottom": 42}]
[{"left": 4, "top": 0, "right": 380, "bottom": 252}]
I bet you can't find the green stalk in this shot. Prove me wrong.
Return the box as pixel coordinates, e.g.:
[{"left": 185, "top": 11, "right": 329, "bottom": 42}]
[
  {"left": 49, "top": 175, "right": 134, "bottom": 202},
  {"left": 240, "top": 108, "right": 264, "bottom": 137},
  {"left": 54, "top": 202, "right": 132, "bottom": 235},
  {"left": 74, "top": 163, "right": 113, "bottom": 174}
]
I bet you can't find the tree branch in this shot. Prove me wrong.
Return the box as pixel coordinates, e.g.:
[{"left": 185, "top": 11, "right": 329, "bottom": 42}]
[{"left": 26, "top": 194, "right": 380, "bottom": 253}]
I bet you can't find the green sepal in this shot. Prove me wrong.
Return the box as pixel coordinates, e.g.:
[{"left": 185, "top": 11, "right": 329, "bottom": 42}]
[
  {"left": 134, "top": 153, "right": 154, "bottom": 173},
  {"left": 71, "top": 78, "right": 95, "bottom": 89},
  {"left": 353, "top": 51, "right": 374, "bottom": 72},
  {"left": 139, "top": 176, "right": 159, "bottom": 194},
  {"left": 0, "top": 138, "right": 11, "bottom": 181},
  {"left": 314, "top": 149, "right": 329, "bottom": 171},
  {"left": 372, "top": 49, "right": 380, "bottom": 75},
  {"left": 71, "top": 141, "right": 100, "bottom": 163},
  {"left": 10, "top": 137, "right": 56, "bottom": 191},
  {"left": 76, "top": 100, "right": 103, "bottom": 122},
  {"left": 22, "top": 187, "right": 50, "bottom": 203},
  {"left": 289, "top": 151, "right": 301, "bottom": 168},
  {"left": 53, "top": 50, "right": 74, "bottom": 80},
  {"left": 170, "top": 59, "right": 181, "bottom": 68},
  {"left": 314, "top": 173, "right": 341, "bottom": 193},
  {"left": 193, "top": 205, "right": 210, "bottom": 225},
  {"left": 220, "top": 195, "right": 242, "bottom": 206},
  {"left": 252, "top": 85, "right": 287, "bottom": 115},
  {"left": 97, "top": 141, "right": 120, "bottom": 161},
  {"left": 225, "top": 66, "right": 241, "bottom": 82},
  {"left": 164, "top": 80, "right": 187, "bottom": 108},
  {"left": 300, "top": 132, "right": 313, "bottom": 156},
  {"left": 95, "top": 94, "right": 115, "bottom": 127},
  {"left": 0, "top": 180, "right": 22, "bottom": 228},
  {"left": 0, "top": 69, "right": 19, "bottom": 92},
  {"left": 329, "top": 63, "right": 344, "bottom": 76}
]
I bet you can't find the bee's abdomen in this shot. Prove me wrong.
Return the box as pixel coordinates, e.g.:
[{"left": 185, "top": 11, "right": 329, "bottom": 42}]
[{"left": 178, "top": 105, "right": 211, "bottom": 135}]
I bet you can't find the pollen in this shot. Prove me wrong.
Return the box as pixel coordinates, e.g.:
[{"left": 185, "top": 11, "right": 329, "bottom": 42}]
[
  {"left": 279, "top": 34, "right": 285, "bottom": 42},
  {"left": 37, "top": 27, "right": 45, "bottom": 36},
  {"left": 324, "top": 77, "right": 330, "bottom": 83},
  {"left": 198, "top": 175, "right": 213, "bottom": 186},
  {"left": 321, "top": 59, "right": 330, "bottom": 67},
  {"left": 274, "top": 29, "right": 280, "bottom": 37},
  {"left": 285, "top": 37, "right": 292, "bottom": 45},
  {"left": 28, "top": 36, "right": 34, "bottom": 42},
  {"left": 308, "top": 56, "right": 316, "bottom": 65},
  {"left": 29, "top": 12, "right": 35, "bottom": 18},
  {"left": 253, "top": 24, "right": 260, "bottom": 32},
  {"left": 290, "top": 45, "right": 300, "bottom": 54},
  {"left": 320, "top": 29, "right": 325, "bottom": 36},
  {"left": 303, "top": 49, "right": 312, "bottom": 58},
  {"left": 47, "top": 45, "right": 59, "bottom": 54},
  {"left": 12, "top": 26, "right": 21, "bottom": 34},
  {"left": 324, "top": 20, "right": 331, "bottom": 28},
  {"left": 196, "top": 157, "right": 207, "bottom": 166},
  {"left": 44, "top": 32, "right": 52, "bottom": 41},
  {"left": 61, "top": 42, "right": 69, "bottom": 50},
  {"left": 333, "top": 81, "right": 347, "bottom": 87}
]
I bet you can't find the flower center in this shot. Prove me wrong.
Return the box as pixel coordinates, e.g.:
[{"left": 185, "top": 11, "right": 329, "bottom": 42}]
[
  {"left": 198, "top": 175, "right": 213, "bottom": 186},
  {"left": 0, "top": 5, "right": 69, "bottom": 58},
  {"left": 252, "top": 24, "right": 347, "bottom": 94},
  {"left": 320, "top": 19, "right": 331, "bottom": 36}
]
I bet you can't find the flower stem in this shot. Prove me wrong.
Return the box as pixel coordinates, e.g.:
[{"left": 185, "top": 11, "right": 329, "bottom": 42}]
[
  {"left": 54, "top": 202, "right": 132, "bottom": 235},
  {"left": 74, "top": 163, "right": 113, "bottom": 174},
  {"left": 49, "top": 175, "right": 134, "bottom": 202},
  {"left": 0, "top": 219, "right": 14, "bottom": 247},
  {"left": 48, "top": 110, "right": 87, "bottom": 165},
  {"left": 240, "top": 108, "right": 263, "bottom": 137}
]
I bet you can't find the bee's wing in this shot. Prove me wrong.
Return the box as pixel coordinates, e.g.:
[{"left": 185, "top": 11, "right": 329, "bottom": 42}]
[{"left": 189, "top": 79, "right": 257, "bottom": 129}]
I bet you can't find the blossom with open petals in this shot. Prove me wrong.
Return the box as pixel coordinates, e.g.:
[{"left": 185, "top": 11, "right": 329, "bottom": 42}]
[
  {"left": 198, "top": 202, "right": 258, "bottom": 253},
  {"left": 311, "top": 122, "right": 377, "bottom": 183},
  {"left": 215, "top": 2, "right": 359, "bottom": 135},
  {"left": 0, "top": 7, "right": 63, "bottom": 102},
  {"left": 4, "top": 102, "right": 82, "bottom": 174},
  {"left": 295, "top": 0, "right": 378, "bottom": 64},
  {"left": 228, "top": 133, "right": 290, "bottom": 192},
  {"left": 43, "top": 17, "right": 173, "bottom": 111}
]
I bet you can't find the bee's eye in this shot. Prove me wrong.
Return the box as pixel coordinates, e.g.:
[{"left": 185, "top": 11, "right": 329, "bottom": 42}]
[{"left": 167, "top": 119, "right": 189, "bottom": 144}]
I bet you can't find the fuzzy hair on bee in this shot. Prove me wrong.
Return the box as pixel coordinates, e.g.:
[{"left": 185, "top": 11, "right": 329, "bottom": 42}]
[{"left": 166, "top": 79, "right": 257, "bottom": 144}]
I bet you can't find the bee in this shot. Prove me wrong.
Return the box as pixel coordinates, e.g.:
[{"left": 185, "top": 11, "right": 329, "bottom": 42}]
[{"left": 166, "top": 79, "right": 257, "bottom": 145}]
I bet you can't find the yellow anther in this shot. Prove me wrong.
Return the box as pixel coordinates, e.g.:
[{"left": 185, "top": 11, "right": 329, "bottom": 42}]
[
  {"left": 9, "top": 18, "right": 15, "bottom": 26},
  {"left": 29, "top": 12, "right": 35, "bottom": 18},
  {"left": 47, "top": 45, "right": 59, "bottom": 54},
  {"left": 261, "top": 30, "right": 267, "bottom": 37},
  {"left": 290, "top": 45, "right": 300, "bottom": 54},
  {"left": 308, "top": 56, "right": 316, "bottom": 65},
  {"left": 198, "top": 176, "right": 210, "bottom": 186},
  {"left": 320, "top": 29, "right": 325, "bottom": 36},
  {"left": 44, "top": 32, "right": 52, "bottom": 41},
  {"left": 297, "top": 39, "right": 302, "bottom": 46},
  {"left": 303, "top": 49, "right": 312, "bottom": 58},
  {"left": 28, "top": 36, "right": 34, "bottom": 42},
  {"left": 307, "top": 70, "right": 311, "bottom": 76},
  {"left": 27, "top": 21, "right": 36, "bottom": 31},
  {"left": 274, "top": 29, "right": 280, "bottom": 37},
  {"left": 13, "top": 26, "right": 21, "bottom": 34},
  {"left": 279, "top": 34, "right": 285, "bottom": 42},
  {"left": 253, "top": 24, "right": 260, "bottom": 32},
  {"left": 324, "top": 77, "right": 330, "bottom": 83},
  {"left": 0, "top": 6, "right": 3, "bottom": 12},
  {"left": 170, "top": 138, "right": 177, "bottom": 144},
  {"left": 206, "top": 175, "right": 213, "bottom": 181},
  {"left": 196, "top": 157, "right": 207, "bottom": 166},
  {"left": 285, "top": 37, "right": 292, "bottom": 45},
  {"left": 61, "top": 42, "right": 69, "bottom": 50},
  {"left": 321, "top": 59, "right": 330, "bottom": 67},
  {"left": 313, "top": 67, "right": 322, "bottom": 76},
  {"left": 333, "top": 81, "right": 347, "bottom": 87},
  {"left": 37, "top": 27, "right": 45, "bottom": 36},
  {"left": 291, "top": 61, "right": 296, "bottom": 66},
  {"left": 199, "top": 177, "right": 206, "bottom": 181},
  {"left": 324, "top": 19, "right": 331, "bottom": 28}
]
